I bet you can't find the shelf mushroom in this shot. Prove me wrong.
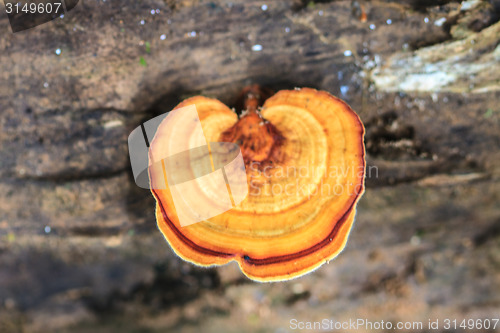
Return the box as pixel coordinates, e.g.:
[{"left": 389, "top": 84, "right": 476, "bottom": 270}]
[{"left": 149, "top": 87, "right": 366, "bottom": 281}]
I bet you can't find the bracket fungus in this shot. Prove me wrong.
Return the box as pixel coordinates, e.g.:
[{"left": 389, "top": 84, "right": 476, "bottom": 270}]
[{"left": 149, "top": 86, "right": 365, "bottom": 282}]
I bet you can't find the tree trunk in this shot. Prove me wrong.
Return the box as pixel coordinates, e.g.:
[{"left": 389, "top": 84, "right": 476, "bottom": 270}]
[{"left": 0, "top": 0, "right": 498, "bottom": 331}]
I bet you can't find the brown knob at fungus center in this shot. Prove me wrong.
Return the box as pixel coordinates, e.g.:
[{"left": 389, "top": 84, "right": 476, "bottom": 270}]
[
  {"left": 220, "top": 108, "right": 285, "bottom": 165},
  {"left": 149, "top": 87, "right": 366, "bottom": 282}
]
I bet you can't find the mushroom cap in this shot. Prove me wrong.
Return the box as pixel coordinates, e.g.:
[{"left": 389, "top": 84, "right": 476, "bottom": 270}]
[{"left": 149, "top": 88, "right": 365, "bottom": 281}]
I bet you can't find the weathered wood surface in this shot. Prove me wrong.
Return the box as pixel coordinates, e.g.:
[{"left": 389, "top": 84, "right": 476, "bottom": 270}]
[{"left": 0, "top": 0, "right": 499, "bottom": 331}]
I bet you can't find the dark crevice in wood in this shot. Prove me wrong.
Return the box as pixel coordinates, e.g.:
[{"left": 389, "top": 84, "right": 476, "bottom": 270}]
[
  {"left": 84, "top": 261, "right": 221, "bottom": 315},
  {"left": 386, "top": 0, "right": 462, "bottom": 12},
  {"left": 473, "top": 219, "right": 500, "bottom": 247},
  {"left": 291, "top": 0, "right": 339, "bottom": 12},
  {"left": 15, "top": 167, "right": 128, "bottom": 183},
  {"left": 364, "top": 111, "right": 427, "bottom": 160}
]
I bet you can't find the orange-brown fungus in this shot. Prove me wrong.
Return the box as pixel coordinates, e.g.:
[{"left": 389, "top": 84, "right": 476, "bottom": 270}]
[{"left": 150, "top": 87, "right": 366, "bottom": 281}]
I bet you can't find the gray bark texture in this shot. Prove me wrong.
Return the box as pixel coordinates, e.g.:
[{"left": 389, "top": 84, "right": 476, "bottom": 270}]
[{"left": 0, "top": 0, "right": 499, "bottom": 332}]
